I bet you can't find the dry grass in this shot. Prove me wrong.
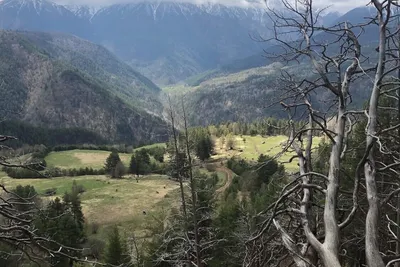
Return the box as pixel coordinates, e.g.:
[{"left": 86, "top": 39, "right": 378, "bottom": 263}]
[
  {"left": 45, "top": 150, "right": 132, "bottom": 169},
  {"left": 1, "top": 174, "right": 180, "bottom": 238},
  {"left": 213, "top": 135, "right": 322, "bottom": 172}
]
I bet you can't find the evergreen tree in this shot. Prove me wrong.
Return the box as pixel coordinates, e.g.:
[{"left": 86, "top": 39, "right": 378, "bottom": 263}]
[
  {"left": 194, "top": 133, "right": 214, "bottom": 161},
  {"left": 256, "top": 154, "right": 280, "bottom": 184},
  {"left": 130, "top": 150, "right": 151, "bottom": 176},
  {"left": 113, "top": 161, "right": 126, "bottom": 178},
  {"left": 105, "top": 226, "right": 131, "bottom": 267},
  {"left": 105, "top": 151, "right": 122, "bottom": 178},
  {"left": 35, "top": 197, "right": 83, "bottom": 267},
  {"left": 63, "top": 181, "right": 85, "bottom": 236},
  {"left": 137, "top": 149, "right": 151, "bottom": 166},
  {"left": 129, "top": 154, "right": 139, "bottom": 176},
  {"left": 12, "top": 185, "right": 38, "bottom": 213}
]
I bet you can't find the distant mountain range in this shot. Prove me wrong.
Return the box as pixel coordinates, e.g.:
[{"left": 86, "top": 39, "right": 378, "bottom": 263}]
[
  {"left": 0, "top": 0, "right": 341, "bottom": 85},
  {"left": 0, "top": 30, "right": 168, "bottom": 144},
  {"left": 0, "top": 0, "right": 379, "bottom": 135}
]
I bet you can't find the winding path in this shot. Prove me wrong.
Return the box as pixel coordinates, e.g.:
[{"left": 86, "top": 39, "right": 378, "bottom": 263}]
[{"left": 215, "top": 166, "right": 234, "bottom": 195}]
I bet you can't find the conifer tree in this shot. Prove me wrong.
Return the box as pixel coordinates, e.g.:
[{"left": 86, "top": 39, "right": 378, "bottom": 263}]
[
  {"left": 105, "top": 151, "right": 122, "bottom": 178},
  {"left": 105, "top": 226, "right": 131, "bottom": 267}
]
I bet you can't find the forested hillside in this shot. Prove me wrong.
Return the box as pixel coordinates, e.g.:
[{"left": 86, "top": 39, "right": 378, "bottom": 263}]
[
  {"left": 169, "top": 60, "right": 374, "bottom": 125},
  {"left": 0, "top": 31, "right": 168, "bottom": 144}
]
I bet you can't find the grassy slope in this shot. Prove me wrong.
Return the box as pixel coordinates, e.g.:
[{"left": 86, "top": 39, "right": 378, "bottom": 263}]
[
  {"left": 1, "top": 173, "right": 180, "bottom": 238},
  {"left": 44, "top": 135, "right": 319, "bottom": 172},
  {"left": 8, "top": 135, "right": 317, "bottom": 238},
  {"left": 45, "top": 143, "right": 166, "bottom": 170},
  {"left": 45, "top": 150, "right": 132, "bottom": 169},
  {"left": 213, "top": 135, "right": 322, "bottom": 172}
]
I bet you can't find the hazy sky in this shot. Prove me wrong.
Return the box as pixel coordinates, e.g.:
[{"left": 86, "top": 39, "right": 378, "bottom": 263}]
[{"left": 52, "top": 0, "right": 367, "bottom": 13}]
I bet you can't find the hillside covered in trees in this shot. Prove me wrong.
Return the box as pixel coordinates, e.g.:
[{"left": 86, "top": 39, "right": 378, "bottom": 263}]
[{"left": 0, "top": 30, "right": 168, "bottom": 144}]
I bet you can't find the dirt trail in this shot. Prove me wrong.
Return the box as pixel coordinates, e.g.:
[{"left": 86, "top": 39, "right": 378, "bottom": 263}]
[{"left": 215, "top": 166, "right": 234, "bottom": 194}]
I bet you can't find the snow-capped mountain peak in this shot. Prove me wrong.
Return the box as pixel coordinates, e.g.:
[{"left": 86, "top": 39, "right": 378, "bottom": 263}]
[
  {"left": 0, "top": 0, "right": 68, "bottom": 15},
  {"left": 64, "top": 4, "right": 101, "bottom": 19}
]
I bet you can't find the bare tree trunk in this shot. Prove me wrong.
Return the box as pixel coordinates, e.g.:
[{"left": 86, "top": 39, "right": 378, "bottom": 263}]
[
  {"left": 167, "top": 95, "right": 188, "bottom": 219},
  {"left": 395, "top": 10, "right": 400, "bottom": 267},
  {"left": 181, "top": 99, "right": 202, "bottom": 267},
  {"left": 364, "top": 2, "right": 388, "bottom": 266}
]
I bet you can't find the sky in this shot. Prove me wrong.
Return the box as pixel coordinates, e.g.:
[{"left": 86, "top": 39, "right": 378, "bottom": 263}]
[{"left": 45, "top": 0, "right": 368, "bottom": 13}]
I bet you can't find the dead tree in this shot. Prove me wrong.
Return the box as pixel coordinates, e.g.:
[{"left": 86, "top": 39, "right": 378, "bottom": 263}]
[
  {"left": 245, "top": 0, "right": 399, "bottom": 266},
  {"left": 182, "top": 99, "right": 202, "bottom": 267}
]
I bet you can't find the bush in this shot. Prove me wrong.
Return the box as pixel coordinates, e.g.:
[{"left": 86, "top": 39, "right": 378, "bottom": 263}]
[
  {"left": 146, "top": 146, "right": 166, "bottom": 163},
  {"left": 227, "top": 157, "right": 250, "bottom": 175},
  {"left": 3, "top": 167, "right": 40, "bottom": 178}
]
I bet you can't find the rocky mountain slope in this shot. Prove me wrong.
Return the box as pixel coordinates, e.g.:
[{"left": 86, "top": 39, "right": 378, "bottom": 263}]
[
  {"left": 19, "top": 31, "right": 163, "bottom": 114},
  {"left": 0, "top": 30, "right": 168, "bottom": 144},
  {"left": 0, "top": 0, "right": 339, "bottom": 85},
  {"left": 184, "top": 6, "right": 378, "bottom": 87}
]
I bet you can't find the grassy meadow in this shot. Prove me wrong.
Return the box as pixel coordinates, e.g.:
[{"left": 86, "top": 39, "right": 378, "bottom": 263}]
[
  {"left": 1, "top": 173, "right": 179, "bottom": 238},
  {"left": 2, "top": 135, "right": 320, "bottom": 238},
  {"left": 213, "top": 135, "right": 323, "bottom": 172},
  {"left": 45, "top": 150, "right": 132, "bottom": 169},
  {"left": 45, "top": 143, "right": 166, "bottom": 170}
]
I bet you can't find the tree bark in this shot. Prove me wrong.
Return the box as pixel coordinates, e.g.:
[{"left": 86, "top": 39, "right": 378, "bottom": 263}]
[{"left": 364, "top": 2, "right": 387, "bottom": 266}]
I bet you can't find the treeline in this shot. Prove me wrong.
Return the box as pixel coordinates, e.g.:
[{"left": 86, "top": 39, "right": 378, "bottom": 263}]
[
  {"left": 103, "top": 147, "right": 167, "bottom": 179},
  {"left": 3, "top": 141, "right": 168, "bottom": 178},
  {"left": 53, "top": 144, "right": 136, "bottom": 154},
  {"left": 207, "top": 117, "right": 304, "bottom": 137},
  {"left": 4, "top": 166, "right": 107, "bottom": 179},
  {"left": 4, "top": 146, "right": 167, "bottom": 179},
  {"left": 0, "top": 120, "right": 107, "bottom": 148}
]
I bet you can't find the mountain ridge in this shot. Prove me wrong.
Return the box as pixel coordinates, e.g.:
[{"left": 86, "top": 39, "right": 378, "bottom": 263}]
[
  {"left": 0, "top": 0, "right": 275, "bottom": 85},
  {"left": 0, "top": 30, "right": 168, "bottom": 144}
]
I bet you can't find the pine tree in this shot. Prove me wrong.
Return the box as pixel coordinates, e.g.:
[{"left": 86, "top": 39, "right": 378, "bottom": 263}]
[
  {"left": 113, "top": 161, "right": 126, "bottom": 178},
  {"left": 105, "top": 226, "right": 131, "bottom": 267},
  {"left": 129, "top": 154, "right": 139, "bottom": 176},
  {"left": 105, "top": 151, "right": 122, "bottom": 178},
  {"left": 130, "top": 150, "right": 151, "bottom": 176},
  {"left": 63, "top": 181, "right": 85, "bottom": 236}
]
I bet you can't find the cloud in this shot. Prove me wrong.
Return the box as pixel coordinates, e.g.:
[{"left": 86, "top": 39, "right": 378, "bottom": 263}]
[
  {"left": 56, "top": 0, "right": 264, "bottom": 7},
  {"left": 51, "top": 0, "right": 366, "bottom": 13},
  {"left": 264, "top": 0, "right": 366, "bottom": 13}
]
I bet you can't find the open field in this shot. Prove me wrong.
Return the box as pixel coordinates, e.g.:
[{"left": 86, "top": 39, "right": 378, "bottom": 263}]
[
  {"left": 45, "top": 143, "right": 166, "bottom": 170},
  {"left": 2, "top": 135, "right": 320, "bottom": 238},
  {"left": 45, "top": 150, "right": 131, "bottom": 169},
  {"left": 0, "top": 174, "right": 180, "bottom": 238},
  {"left": 213, "top": 135, "right": 323, "bottom": 172}
]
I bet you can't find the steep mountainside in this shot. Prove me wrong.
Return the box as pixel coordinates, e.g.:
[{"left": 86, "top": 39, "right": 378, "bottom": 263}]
[
  {"left": 0, "top": 31, "right": 168, "bottom": 144},
  {"left": 172, "top": 52, "right": 375, "bottom": 125},
  {"left": 0, "top": 0, "right": 91, "bottom": 37},
  {"left": 185, "top": 6, "right": 377, "bottom": 86},
  {"left": 18, "top": 31, "right": 163, "bottom": 114},
  {"left": 0, "top": 0, "right": 276, "bottom": 85},
  {"left": 89, "top": 2, "right": 271, "bottom": 84}
]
